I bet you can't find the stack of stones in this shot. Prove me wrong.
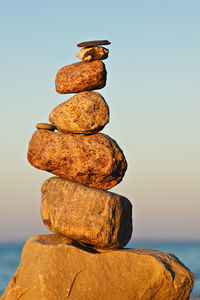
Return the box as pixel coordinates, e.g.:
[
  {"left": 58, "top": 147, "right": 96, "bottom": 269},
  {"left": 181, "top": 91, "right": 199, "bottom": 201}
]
[
  {"left": 2, "top": 40, "right": 194, "bottom": 300},
  {"left": 28, "top": 40, "right": 133, "bottom": 250}
]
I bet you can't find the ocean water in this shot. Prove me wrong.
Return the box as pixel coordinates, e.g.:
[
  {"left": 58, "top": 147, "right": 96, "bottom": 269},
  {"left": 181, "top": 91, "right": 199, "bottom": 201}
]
[
  {"left": 0, "top": 243, "right": 24, "bottom": 296},
  {"left": 0, "top": 240, "right": 200, "bottom": 298}
]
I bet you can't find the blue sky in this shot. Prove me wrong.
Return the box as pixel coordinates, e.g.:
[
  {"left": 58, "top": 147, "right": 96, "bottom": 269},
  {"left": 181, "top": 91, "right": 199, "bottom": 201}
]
[{"left": 0, "top": 0, "right": 200, "bottom": 242}]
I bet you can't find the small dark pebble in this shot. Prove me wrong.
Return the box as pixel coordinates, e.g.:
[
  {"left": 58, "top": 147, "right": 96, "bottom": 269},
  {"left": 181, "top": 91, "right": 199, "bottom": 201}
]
[{"left": 36, "top": 123, "right": 56, "bottom": 131}]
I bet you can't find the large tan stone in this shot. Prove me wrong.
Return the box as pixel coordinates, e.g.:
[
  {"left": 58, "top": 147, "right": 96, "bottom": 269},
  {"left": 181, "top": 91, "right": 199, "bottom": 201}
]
[
  {"left": 27, "top": 130, "right": 127, "bottom": 190},
  {"left": 55, "top": 60, "right": 107, "bottom": 94},
  {"left": 41, "top": 177, "right": 132, "bottom": 249},
  {"left": 49, "top": 91, "right": 109, "bottom": 134},
  {"left": 2, "top": 234, "right": 194, "bottom": 300}
]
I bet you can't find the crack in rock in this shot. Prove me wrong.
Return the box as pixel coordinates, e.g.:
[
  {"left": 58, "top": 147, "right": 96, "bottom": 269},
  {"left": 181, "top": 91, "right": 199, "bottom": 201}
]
[{"left": 67, "top": 270, "right": 83, "bottom": 298}]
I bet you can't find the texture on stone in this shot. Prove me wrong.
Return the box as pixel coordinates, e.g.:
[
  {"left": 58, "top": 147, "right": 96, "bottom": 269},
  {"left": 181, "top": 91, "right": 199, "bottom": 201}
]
[
  {"left": 2, "top": 234, "right": 194, "bottom": 300},
  {"left": 49, "top": 91, "right": 109, "bottom": 134},
  {"left": 41, "top": 177, "right": 132, "bottom": 249},
  {"left": 27, "top": 130, "right": 127, "bottom": 190},
  {"left": 77, "top": 40, "right": 111, "bottom": 47},
  {"left": 76, "top": 46, "right": 109, "bottom": 61},
  {"left": 55, "top": 61, "right": 107, "bottom": 94}
]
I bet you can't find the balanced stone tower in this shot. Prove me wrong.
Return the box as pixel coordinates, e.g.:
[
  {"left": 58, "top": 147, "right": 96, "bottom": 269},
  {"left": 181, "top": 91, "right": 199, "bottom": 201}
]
[{"left": 2, "top": 40, "right": 194, "bottom": 300}]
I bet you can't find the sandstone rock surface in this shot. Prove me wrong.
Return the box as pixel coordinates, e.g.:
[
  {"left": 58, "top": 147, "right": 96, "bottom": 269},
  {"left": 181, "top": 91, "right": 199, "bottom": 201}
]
[
  {"left": 55, "top": 61, "right": 106, "bottom": 94},
  {"left": 27, "top": 130, "right": 127, "bottom": 190},
  {"left": 41, "top": 177, "right": 132, "bottom": 249},
  {"left": 2, "top": 234, "right": 194, "bottom": 300},
  {"left": 49, "top": 91, "right": 109, "bottom": 134},
  {"left": 76, "top": 46, "right": 109, "bottom": 61}
]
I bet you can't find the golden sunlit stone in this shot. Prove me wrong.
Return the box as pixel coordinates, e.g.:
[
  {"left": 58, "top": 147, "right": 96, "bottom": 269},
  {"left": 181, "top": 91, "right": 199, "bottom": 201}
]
[
  {"left": 1, "top": 234, "right": 194, "bottom": 300},
  {"left": 55, "top": 60, "right": 107, "bottom": 94},
  {"left": 41, "top": 177, "right": 132, "bottom": 249},
  {"left": 49, "top": 91, "right": 109, "bottom": 134},
  {"left": 27, "top": 130, "right": 127, "bottom": 190}
]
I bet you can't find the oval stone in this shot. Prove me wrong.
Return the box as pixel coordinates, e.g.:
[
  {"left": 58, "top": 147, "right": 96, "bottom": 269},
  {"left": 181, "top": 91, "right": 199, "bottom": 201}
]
[
  {"left": 27, "top": 130, "right": 127, "bottom": 190},
  {"left": 49, "top": 91, "right": 109, "bottom": 134},
  {"left": 41, "top": 177, "right": 133, "bottom": 249},
  {"left": 55, "top": 60, "right": 107, "bottom": 94}
]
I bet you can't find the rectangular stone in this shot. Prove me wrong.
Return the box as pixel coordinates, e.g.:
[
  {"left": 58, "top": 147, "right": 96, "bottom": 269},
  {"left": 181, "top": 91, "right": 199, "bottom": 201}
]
[{"left": 41, "top": 177, "right": 132, "bottom": 249}]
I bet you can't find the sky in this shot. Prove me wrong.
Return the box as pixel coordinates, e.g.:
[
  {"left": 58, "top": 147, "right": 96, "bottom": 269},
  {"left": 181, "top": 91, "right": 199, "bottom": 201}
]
[{"left": 0, "top": 0, "right": 199, "bottom": 242}]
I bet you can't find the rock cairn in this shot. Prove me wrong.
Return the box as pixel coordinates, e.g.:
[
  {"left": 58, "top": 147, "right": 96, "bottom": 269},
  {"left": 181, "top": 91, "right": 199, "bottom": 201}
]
[
  {"left": 27, "top": 39, "right": 132, "bottom": 250},
  {"left": 2, "top": 40, "right": 194, "bottom": 300}
]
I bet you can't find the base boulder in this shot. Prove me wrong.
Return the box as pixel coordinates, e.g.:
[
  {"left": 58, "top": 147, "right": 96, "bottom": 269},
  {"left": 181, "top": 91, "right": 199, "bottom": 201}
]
[{"left": 2, "top": 234, "right": 194, "bottom": 300}]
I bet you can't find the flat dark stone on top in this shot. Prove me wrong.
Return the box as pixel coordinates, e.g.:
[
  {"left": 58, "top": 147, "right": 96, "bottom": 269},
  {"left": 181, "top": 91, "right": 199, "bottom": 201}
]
[{"left": 77, "top": 40, "right": 111, "bottom": 47}]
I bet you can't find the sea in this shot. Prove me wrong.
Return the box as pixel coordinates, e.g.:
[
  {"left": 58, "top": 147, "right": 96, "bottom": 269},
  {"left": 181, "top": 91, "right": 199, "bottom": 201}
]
[{"left": 0, "top": 240, "right": 200, "bottom": 298}]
